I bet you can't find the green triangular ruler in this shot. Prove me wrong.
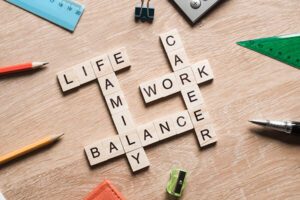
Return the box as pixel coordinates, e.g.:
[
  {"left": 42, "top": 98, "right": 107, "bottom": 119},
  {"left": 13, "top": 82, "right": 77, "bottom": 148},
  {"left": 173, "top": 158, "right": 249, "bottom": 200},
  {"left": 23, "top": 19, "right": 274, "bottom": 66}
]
[{"left": 237, "top": 33, "right": 300, "bottom": 69}]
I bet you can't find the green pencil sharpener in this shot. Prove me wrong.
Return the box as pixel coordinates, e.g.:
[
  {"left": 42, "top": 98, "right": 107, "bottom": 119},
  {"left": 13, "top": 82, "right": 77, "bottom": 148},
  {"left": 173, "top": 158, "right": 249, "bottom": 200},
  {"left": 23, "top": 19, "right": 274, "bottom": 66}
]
[{"left": 166, "top": 169, "right": 187, "bottom": 197}]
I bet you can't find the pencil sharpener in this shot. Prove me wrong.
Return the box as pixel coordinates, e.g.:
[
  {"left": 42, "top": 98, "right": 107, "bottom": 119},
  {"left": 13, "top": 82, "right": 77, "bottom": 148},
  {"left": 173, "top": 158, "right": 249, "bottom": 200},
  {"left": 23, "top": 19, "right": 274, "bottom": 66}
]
[
  {"left": 172, "top": 0, "right": 221, "bottom": 24},
  {"left": 166, "top": 169, "right": 187, "bottom": 197}
]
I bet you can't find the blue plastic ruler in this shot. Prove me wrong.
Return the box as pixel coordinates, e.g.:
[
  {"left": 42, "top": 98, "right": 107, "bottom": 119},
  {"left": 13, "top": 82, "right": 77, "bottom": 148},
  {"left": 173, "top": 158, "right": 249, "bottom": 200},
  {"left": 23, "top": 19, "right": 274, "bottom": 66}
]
[{"left": 5, "top": 0, "right": 85, "bottom": 32}]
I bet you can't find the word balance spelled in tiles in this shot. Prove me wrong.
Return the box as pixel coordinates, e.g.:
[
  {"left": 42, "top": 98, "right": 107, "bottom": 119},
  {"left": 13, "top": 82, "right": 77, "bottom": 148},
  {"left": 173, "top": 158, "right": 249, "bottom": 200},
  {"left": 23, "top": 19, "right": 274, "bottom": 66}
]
[{"left": 140, "top": 29, "right": 217, "bottom": 148}]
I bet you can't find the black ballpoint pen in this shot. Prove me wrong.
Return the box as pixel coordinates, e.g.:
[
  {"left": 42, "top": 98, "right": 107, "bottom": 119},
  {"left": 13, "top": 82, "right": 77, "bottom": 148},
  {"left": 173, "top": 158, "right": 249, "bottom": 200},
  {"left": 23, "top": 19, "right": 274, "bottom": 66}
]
[{"left": 249, "top": 120, "right": 300, "bottom": 135}]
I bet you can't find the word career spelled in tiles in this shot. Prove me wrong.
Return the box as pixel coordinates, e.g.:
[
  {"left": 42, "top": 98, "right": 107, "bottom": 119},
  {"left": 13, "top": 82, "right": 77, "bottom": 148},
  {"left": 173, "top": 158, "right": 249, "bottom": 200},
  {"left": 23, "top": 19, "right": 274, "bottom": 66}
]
[
  {"left": 57, "top": 29, "right": 217, "bottom": 173},
  {"left": 140, "top": 29, "right": 217, "bottom": 146}
]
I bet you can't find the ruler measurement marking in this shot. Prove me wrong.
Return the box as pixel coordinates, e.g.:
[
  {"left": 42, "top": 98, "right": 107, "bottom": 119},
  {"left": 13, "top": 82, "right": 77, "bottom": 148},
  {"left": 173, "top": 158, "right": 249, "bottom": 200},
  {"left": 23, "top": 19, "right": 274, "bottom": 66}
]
[
  {"left": 6, "top": 0, "right": 84, "bottom": 31},
  {"left": 244, "top": 38, "right": 300, "bottom": 68}
]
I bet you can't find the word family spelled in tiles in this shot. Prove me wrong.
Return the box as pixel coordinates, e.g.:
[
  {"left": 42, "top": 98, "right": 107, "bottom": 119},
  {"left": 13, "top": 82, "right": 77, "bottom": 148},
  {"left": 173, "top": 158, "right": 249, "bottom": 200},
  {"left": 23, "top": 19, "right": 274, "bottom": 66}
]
[{"left": 58, "top": 29, "right": 217, "bottom": 173}]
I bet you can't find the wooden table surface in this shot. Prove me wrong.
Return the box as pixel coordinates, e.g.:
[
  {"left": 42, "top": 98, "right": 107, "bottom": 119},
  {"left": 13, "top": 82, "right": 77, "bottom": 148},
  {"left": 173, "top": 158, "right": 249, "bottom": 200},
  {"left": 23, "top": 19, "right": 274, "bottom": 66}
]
[{"left": 0, "top": 0, "right": 299, "bottom": 199}]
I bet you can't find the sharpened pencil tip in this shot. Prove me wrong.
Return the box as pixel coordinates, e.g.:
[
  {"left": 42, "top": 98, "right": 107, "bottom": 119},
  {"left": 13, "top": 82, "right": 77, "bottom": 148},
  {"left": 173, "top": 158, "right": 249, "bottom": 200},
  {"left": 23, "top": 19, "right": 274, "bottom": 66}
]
[
  {"left": 43, "top": 62, "right": 49, "bottom": 66},
  {"left": 52, "top": 133, "right": 64, "bottom": 141}
]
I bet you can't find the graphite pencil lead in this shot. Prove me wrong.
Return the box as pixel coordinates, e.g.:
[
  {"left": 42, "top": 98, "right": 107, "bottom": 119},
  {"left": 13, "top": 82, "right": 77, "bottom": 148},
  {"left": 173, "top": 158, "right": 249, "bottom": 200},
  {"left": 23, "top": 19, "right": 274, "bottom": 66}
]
[
  {"left": 51, "top": 133, "right": 64, "bottom": 141},
  {"left": 32, "top": 62, "right": 49, "bottom": 68}
]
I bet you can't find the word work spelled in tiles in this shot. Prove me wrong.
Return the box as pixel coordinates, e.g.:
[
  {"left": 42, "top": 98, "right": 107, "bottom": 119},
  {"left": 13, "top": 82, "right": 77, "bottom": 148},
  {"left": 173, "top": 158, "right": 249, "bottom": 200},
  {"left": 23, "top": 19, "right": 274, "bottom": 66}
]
[
  {"left": 126, "top": 147, "right": 150, "bottom": 172},
  {"left": 112, "top": 109, "right": 135, "bottom": 134},
  {"left": 119, "top": 129, "right": 142, "bottom": 153},
  {"left": 137, "top": 122, "right": 159, "bottom": 147}
]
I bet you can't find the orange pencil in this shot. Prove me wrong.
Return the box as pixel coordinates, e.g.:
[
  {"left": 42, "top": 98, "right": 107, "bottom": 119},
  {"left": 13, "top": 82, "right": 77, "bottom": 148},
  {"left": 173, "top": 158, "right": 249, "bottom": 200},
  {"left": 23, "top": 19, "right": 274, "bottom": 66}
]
[
  {"left": 0, "top": 62, "right": 48, "bottom": 75},
  {"left": 0, "top": 133, "right": 63, "bottom": 165}
]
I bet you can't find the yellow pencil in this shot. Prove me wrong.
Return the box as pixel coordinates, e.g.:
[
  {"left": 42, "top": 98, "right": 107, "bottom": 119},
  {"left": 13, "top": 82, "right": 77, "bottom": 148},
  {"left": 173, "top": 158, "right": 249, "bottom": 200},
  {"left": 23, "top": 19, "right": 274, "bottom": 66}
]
[{"left": 0, "top": 133, "right": 64, "bottom": 165}]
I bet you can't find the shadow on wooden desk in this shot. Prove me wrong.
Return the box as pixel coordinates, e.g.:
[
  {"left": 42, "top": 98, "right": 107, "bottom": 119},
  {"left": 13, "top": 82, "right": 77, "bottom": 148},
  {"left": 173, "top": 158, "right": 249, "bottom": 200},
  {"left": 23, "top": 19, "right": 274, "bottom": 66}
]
[
  {"left": 164, "top": 192, "right": 181, "bottom": 200},
  {"left": 250, "top": 127, "right": 300, "bottom": 146}
]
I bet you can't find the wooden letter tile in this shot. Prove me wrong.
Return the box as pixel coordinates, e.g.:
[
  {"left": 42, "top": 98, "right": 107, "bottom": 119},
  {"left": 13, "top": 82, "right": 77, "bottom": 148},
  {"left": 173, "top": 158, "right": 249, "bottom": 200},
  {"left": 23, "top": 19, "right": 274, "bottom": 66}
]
[
  {"left": 174, "top": 67, "right": 196, "bottom": 90},
  {"left": 171, "top": 110, "right": 194, "bottom": 135},
  {"left": 181, "top": 85, "right": 204, "bottom": 109},
  {"left": 112, "top": 109, "right": 135, "bottom": 134},
  {"left": 153, "top": 117, "right": 176, "bottom": 140},
  {"left": 90, "top": 54, "right": 113, "bottom": 78},
  {"left": 126, "top": 147, "right": 150, "bottom": 172},
  {"left": 191, "top": 60, "right": 214, "bottom": 84},
  {"left": 188, "top": 104, "right": 211, "bottom": 128},
  {"left": 84, "top": 140, "right": 107, "bottom": 166},
  {"left": 101, "top": 136, "right": 125, "bottom": 160},
  {"left": 108, "top": 48, "right": 131, "bottom": 72},
  {"left": 105, "top": 91, "right": 128, "bottom": 115},
  {"left": 119, "top": 129, "right": 142, "bottom": 153},
  {"left": 139, "top": 79, "right": 161, "bottom": 103},
  {"left": 97, "top": 73, "right": 121, "bottom": 96},
  {"left": 74, "top": 61, "right": 96, "bottom": 85},
  {"left": 160, "top": 29, "right": 183, "bottom": 53},
  {"left": 57, "top": 67, "right": 80, "bottom": 92},
  {"left": 157, "top": 73, "right": 180, "bottom": 97},
  {"left": 195, "top": 124, "right": 217, "bottom": 147},
  {"left": 137, "top": 122, "right": 159, "bottom": 147},
  {"left": 167, "top": 48, "right": 190, "bottom": 71}
]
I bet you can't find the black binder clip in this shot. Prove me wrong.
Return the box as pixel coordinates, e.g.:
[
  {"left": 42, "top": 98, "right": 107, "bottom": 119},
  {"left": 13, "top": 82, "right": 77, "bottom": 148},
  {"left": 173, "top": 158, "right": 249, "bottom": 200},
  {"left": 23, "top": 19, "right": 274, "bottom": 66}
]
[{"left": 135, "top": 0, "right": 155, "bottom": 22}]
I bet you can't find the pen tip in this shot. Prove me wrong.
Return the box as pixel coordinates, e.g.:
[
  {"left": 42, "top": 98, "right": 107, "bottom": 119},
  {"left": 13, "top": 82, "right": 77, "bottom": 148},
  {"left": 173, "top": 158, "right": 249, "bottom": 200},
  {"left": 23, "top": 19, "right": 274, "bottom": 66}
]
[
  {"left": 43, "top": 62, "right": 49, "bottom": 66},
  {"left": 248, "top": 119, "right": 267, "bottom": 126}
]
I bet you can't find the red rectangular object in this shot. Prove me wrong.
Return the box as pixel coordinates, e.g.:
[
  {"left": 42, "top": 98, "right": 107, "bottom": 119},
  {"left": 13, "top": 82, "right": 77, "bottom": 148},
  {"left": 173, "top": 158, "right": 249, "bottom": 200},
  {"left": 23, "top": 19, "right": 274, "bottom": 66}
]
[{"left": 84, "top": 179, "right": 126, "bottom": 200}]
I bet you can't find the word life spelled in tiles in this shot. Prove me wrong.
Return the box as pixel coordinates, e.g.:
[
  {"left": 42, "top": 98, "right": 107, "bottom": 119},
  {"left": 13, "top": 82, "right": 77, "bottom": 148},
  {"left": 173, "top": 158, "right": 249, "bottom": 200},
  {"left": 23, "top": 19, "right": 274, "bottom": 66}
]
[
  {"left": 58, "top": 29, "right": 217, "bottom": 173},
  {"left": 57, "top": 47, "right": 130, "bottom": 92},
  {"left": 140, "top": 29, "right": 217, "bottom": 147}
]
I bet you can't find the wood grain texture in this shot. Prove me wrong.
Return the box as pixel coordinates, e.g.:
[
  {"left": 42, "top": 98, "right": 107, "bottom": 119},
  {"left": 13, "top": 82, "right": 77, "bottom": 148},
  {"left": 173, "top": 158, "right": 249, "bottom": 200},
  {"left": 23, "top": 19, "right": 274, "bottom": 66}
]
[{"left": 0, "top": 0, "right": 299, "bottom": 199}]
